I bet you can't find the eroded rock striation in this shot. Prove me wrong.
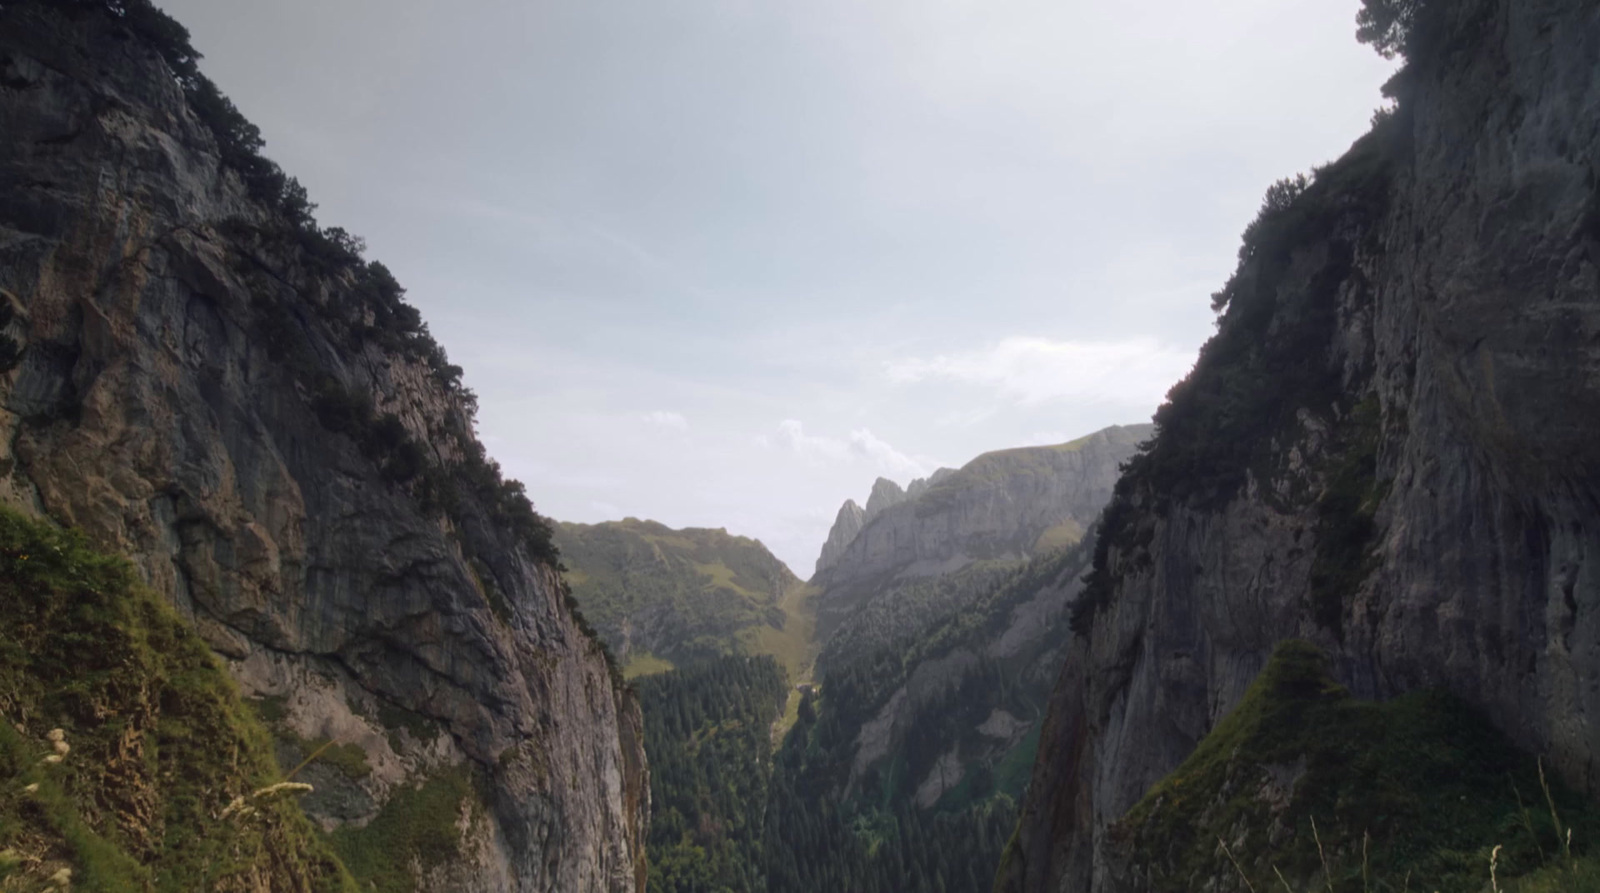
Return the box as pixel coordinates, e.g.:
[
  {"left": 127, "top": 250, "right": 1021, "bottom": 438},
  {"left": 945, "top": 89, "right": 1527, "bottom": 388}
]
[
  {"left": 999, "top": 2, "right": 1600, "bottom": 890},
  {"left": 0, "top": 4, "right": 646, "bottom": 890}
]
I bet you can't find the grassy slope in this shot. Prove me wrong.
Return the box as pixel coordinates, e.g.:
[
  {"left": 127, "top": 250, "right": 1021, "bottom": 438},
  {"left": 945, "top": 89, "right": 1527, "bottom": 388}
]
[
  {"left": 556, "top": 519, "right": 807, "bottom": 676},
  {"left": 756, "top": 583, "right": 821, "bottom": 742},
  {"left": 0, "top": 506, "right": 355, "bottom": 892},
  {"left": 1111, "top": 641, "right": 1600, "bottom": 893}
]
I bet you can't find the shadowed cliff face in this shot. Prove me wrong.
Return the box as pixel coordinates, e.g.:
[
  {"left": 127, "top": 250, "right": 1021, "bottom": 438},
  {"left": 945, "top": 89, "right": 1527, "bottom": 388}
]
[
  {"left": 999, "top": 1, "right": 1600, "bottom": 890},
  {"left": 0, "top": 6, "right": 647, "bottom": 891}
]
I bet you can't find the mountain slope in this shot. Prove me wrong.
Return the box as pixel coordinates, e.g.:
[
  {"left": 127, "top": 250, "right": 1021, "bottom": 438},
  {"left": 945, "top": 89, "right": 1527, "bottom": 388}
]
[
  {"left": 811, "top": 424, "right": 1148, "bottom": 652},
  {"left": 556, "top": 519, "right": 809, "bottom": 678},
  {"left": 999, "top": 2, "right": 1600, "bottom": 890},
  {"left": 766, "top": 538, "right": 1093, "bottom": 893},
  {"left": 0, "top": 3, "right": 646, "bottom": 889}
]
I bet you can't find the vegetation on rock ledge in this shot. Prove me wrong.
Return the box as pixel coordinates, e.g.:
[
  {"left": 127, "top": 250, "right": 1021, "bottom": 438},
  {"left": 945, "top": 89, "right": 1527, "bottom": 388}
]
[
  {"left": 1109, "top": 641, "right": 1600, "bottom": 893},
  {"left": 0, "top": 506, "right": 355, "bottom": 891}
]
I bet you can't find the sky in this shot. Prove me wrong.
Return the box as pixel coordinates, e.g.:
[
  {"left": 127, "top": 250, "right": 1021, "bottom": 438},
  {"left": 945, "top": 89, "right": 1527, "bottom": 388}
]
[{"left": 160, "top": 0, "right": 1396, "bottom": 576}]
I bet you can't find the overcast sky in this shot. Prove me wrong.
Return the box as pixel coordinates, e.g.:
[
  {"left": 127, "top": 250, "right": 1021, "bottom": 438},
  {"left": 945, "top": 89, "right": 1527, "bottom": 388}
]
[{"left": 161, "top": 0, "right": 1395, "bottom": 575}]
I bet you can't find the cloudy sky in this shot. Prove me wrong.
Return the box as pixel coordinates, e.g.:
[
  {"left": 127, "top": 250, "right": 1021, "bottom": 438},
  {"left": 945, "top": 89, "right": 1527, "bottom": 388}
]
[{"left": 162, "top": 0, "right": 1395, "bottom": 575}]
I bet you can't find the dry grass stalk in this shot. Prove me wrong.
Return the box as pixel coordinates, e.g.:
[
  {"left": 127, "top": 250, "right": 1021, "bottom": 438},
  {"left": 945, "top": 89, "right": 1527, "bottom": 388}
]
[
  {"left": 1510, "top": 774, "right": 1547, "bottom": 865},
  {"left": 1218, "top": 836, "right": 1257, "bottom": 893},
  {"left": 1311, "top": 816, "right": 1334, "bottom": 893},
  {"left": 284, "top": 739, "right": 336, "bottom": 782},
  {"left": 1537, "top": 757, "right": 1575, "bottom": 870},
  {"left": 1362, "top": 830, "right": 1370, "bottom": 893}
]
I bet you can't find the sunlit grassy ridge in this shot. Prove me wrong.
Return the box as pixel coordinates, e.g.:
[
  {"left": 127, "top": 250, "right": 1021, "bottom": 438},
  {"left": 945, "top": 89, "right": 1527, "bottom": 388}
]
[
  {"left": 0, "top": 506, "right": 354, "bottom": 892},
  {"left": 556, "top": 519, "right": 808, "bottom": 675},
  {"left": 1105, "top": 640, "right": 1600, "bottom": 893}
]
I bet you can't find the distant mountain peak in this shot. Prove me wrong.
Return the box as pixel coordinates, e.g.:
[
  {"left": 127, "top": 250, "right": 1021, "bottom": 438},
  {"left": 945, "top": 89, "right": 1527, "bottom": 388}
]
[
  {"left": 864, "top": 477, "right": 909, "bottom": 521},
  {"left": 815, "top": 499, "right": 868, "bottom": 577},
  {"left": 809, "top": 422, "right": 1151, "bottom": 637}
]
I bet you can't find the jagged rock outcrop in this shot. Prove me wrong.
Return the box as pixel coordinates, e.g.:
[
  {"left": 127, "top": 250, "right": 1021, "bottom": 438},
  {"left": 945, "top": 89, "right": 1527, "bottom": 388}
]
[
  {"left": 906, "top": 467, "right": 955, "bottom": 501},
  {"left": 863, "top": 477, "right": 909, "bottom": 522},
  {"left": 999, "top": 2, "right": 1600, "bottom": 890},
  {"left": 811, "top": 424, "right": 1148, "bottom": 638},
  {"left": 814, "top": 499, "right": 866, "bottom": 576},
  {"left": 0, "top": 4, "right": 646, "bottom": 890}
]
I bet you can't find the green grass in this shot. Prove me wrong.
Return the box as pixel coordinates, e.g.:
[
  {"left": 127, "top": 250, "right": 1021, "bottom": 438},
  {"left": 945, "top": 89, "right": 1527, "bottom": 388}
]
[
  {"left": 1032, "top": 521, "right": 1085, "bottom": 554},
  {"left": 1114, "top": 640, "right": 1600, "bottom": 893},
  {"left": 555, "top": 519, "right": 802, "bottom": 669},
  {"left": 0, "top": 505, "right": 356, "bottom": 891},
  {"left": 992, "top": 724, "right": 1042, "bottom": 799},
  {"left": 327, "top": 767, "right": 475, "bottom": 893},
  {"left": 622, "top": 652, "right": 676, "bottom": 680}
]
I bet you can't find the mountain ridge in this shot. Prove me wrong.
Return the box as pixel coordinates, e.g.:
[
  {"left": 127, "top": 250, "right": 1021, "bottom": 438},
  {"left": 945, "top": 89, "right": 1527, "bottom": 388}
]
[
  {"left": 810, "top": 423, "right": 1150, "bottom": 642},
  {"left": 556, "top": 517, "right": 813, "bottom": 681}
]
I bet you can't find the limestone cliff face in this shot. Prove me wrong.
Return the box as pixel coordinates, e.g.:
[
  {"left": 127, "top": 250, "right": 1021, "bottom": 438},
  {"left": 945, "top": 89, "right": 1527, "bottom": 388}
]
[
  {"left": 812, "top": 425, "right": 1148, "bottom": 638},
  {"left": 863, "top": 477, "right": 910, "bottom": 523},
  {"left": 814, "top": 499, "right": 865, "bottom": 577},
  {"left": 0, "top": 5, "right": 646, "bottom": 891},
  {"left": 1000, "top": 2, "right": 1600, "bottom": 890}
]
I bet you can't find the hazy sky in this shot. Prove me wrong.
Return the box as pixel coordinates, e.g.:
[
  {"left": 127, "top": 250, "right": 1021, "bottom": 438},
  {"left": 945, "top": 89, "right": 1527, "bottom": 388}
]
[{"left": 161, "top": 0, "right": 1394, "bottom": 575}]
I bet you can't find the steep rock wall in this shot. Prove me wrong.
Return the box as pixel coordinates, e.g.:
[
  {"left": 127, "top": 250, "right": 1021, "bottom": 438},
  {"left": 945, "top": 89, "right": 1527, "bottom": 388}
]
[
  {"left": 0, "top": 5, "right": 647, "bottom": 890},
  {"left": 813, "top": 498, "right": 865, "bottom": 577},
  {"left": 813, "top": 425, "right": 1148, "bottom": 638},
  {"left": 1000, "top": 1, "right": 1600, "bottom": 890}
]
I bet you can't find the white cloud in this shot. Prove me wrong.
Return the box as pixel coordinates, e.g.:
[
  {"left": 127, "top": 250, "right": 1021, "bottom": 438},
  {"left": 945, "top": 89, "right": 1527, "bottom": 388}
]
[
  {"left": 642, "top": 410, "right": 690, "bottom": 430},
  {"left": 885, "top": 336, "right": 1197, "bottom": 409},
  {"left": 773, "top": 420, "right": 934, "bottom": 478},
  {"left": 847, "top": 428, "right": 930, "bottom": 478}
]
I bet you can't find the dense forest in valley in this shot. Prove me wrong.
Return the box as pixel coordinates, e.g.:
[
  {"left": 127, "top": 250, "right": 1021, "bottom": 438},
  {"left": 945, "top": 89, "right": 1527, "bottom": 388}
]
[
  {"left": 635, "top": 656, "right": 788, "bottom": 893},
  {"left": 758, "top": 542, "right": 1092, "bottom": 892}
]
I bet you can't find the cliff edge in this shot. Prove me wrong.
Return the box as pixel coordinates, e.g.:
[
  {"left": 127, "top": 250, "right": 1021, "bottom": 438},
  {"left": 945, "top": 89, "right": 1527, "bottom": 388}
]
[
  {"left": 999, "top": 1, "right": 1600, "bottom": 890},
  {"left": 0, "top": 3, "right": 647, "bottom": 889}
]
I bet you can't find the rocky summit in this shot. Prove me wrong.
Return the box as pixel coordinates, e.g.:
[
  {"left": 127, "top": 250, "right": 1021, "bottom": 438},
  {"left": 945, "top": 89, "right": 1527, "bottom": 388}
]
[{"left": 810, "top": 424, "right": 1149, "bottom": 640}]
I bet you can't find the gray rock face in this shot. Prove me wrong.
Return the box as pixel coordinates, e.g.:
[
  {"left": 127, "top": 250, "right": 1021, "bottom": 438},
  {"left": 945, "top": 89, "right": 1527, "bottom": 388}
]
[
  {"left": 863, "top": 476, "right": 909, "bottom": 522},
  {"left": 812, "top": 425, "right": 1149, "bottom": 638},
  {"left": 905, "top": 468, "right": 955, "bottom": 501},
  {"left": 0, "top": 7, "right": 646, "bottom": 891},
  {"left": 815, "top": 499, "right": 867, "bottom": 577},
  {"left": 1000, "top": 3, "right": 1600, "bottom": 890}
]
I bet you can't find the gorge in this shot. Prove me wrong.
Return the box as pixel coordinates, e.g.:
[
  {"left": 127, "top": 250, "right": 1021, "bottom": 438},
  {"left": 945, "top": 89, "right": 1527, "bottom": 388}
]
[{"left": 3, "top": 0, "right": 1600, "bottom": 891}]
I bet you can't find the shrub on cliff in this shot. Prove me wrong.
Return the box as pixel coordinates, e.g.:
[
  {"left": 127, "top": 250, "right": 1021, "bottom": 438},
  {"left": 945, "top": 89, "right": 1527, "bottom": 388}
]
[{"left": 1356, "top": 0, "right": 1422, "bottom": 59}]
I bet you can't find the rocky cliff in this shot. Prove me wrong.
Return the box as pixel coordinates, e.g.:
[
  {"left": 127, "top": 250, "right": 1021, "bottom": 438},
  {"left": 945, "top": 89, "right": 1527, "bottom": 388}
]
[
  {"left": 0, "top": 3, "right": 647, "bottom": 890},
  {"left": 813, "top": 499, "right": 865, "bottom": 576},
  {"left": 811, "top": 424, "right": 1148, "bottom": 639},
  {"left": 999, "top": 1, "right": 1600, "bottom": 890}
]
